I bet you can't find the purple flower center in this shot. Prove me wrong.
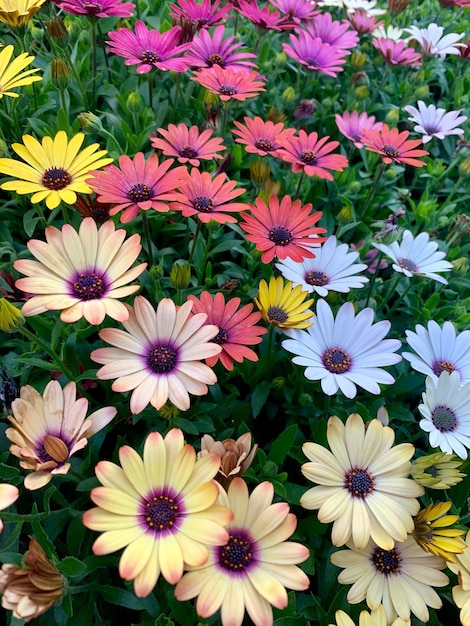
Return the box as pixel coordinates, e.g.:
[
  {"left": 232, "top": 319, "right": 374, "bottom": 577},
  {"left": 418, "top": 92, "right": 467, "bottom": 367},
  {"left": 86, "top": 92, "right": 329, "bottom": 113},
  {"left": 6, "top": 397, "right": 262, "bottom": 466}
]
[
  {"left": 42, "top": 167, "right": 72, "bottom": 190},
  {"left": 299, "top": 149, "right": 317, "bottom": 165},
  {"left": 193, "top": 196, "right": 214, "bottom": 212},
  {"left": 255, "top": 138, "right": 274, "bottom": 151},
  {"left": 72, "top": 271, "right": 107, "bottom": 300},
  {"left": 144, "top": 493, "right": 180, "bottom": 533},
  {"left": 219, "top": 84, "right": 237, "bottom": 96},
  {"left": 305, "top": 270, "right": 328, "bottom": 286},
  {"left": 432, "top": 360, "right": 456, "bottom": 376},
  {"left": 179, "top": 145, "right": 199, "bottom": 159},
  {"left": 208, "top": 53, "right": 225, "bottom": 67},
  {"left": 212, "top": 328, "right": 228, "bottom": 345},
  {"left": 431, "top": 404, "right": 458, "bottom": 432},
  {"left": 322, "top": 347, "right": 351, "bottom": 373},
  {"left": 82, "top": 2, "right": 103, "bottom": 14},
  {"left": 140, "top": 49, "right": 160, "bottom": 64},
  {"left": 344, "top": 466, "right": 375, "bottom": 498},
  {"left": 397, "top": 257, "right": 418, "bottom": 272},
  {"left": 371, "top": 546, "right": 401, "bottom": 575},
  {"left": 269, "top": 226, "right": 292, "bottom": 246},
  {"left": 127, "top": 183, "right": 153, "bottom": 203},
  {"left": 38, "top": 435, "right": 70, "bottom": 465},
  {"left": 306, "top": 58, "right": 320, "bottom": 68},
  {"left": 267, "top": 306, "right": 288, "bottom": 324},
  {"left": 218, "top": 530, "right": 255, "bottom": 572},
  {"left": 382, "top": 144, "right": 400, "bottom": 158},
  {"left": 147, "top": 345, "right": 178, "bottom": 373}
]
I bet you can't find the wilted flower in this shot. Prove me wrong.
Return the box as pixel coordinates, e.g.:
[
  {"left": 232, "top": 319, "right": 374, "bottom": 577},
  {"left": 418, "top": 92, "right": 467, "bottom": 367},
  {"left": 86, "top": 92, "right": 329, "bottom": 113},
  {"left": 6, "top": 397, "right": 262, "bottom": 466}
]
[
  {"left": 0, "top": 299, "right": 23, "bottom": 333},
  {"left": 199, "top": 433, "right": 258, "bottom": 487}
]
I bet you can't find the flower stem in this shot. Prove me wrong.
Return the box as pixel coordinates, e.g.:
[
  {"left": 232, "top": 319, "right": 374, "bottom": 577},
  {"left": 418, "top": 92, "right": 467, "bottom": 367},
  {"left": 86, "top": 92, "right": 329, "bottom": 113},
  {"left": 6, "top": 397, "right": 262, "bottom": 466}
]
[
  {"left": 387, "top": 280, "right": 413, "bottom": 316},
  {"left": 188, "top": 220, "right": 203, "bottom": 266},
  {"left": 141, "top": 212, "right": 154, "bottom": 268},
  {"left": 221, "top": 100, "right": 230, "bottom": 136},
  {"left": 148, "top": 71, "right": 153, "bottom": 109},
  {"left": 171, "top": 72, "right": 182, "bottom": 120},
  {"left": 18, "top": 325, "right": 76, "bottom": 382},
  {"left": 370, "top": 68, "right": 389, "bottom": 104},
  {"left": 90, "top": 17, "right": 98, "bottom": 109},
  {"left": 359, "top": 162, "right": 386, "bottom": 220},
  {"left": 364, "top": 251, "right": 384, "bottom": 307},
  {"left": 295, "top": 171, "right": 305, "bottom": 198},
  {"left": 380, "top": 272, "right": 403, "bottom": 312}
]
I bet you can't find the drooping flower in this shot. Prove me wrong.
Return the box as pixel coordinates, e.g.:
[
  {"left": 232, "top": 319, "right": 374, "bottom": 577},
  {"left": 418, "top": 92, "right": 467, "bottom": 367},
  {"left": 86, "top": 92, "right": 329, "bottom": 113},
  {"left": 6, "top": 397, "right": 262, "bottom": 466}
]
[
  {"left": 403, "top": 320, "right": 470, "bottom": 385},
  {"left": 335, "top": 111, "right": 383, "bottom": 148},
  {"left": 372, "top": 38, "right": 422, "bottom": 66},
  {"left": 0, "top": 484, "right": 19, "bottom": 533},
  {"left": 348, "top": 9, "right": 383, "bottom": 34},
  {"left": 239, "top": 194, "right": 327, "bottom": 264},
  {"left": 411, "top": 452, "right": 466, "bottom": 490},
  {"left": 169, "top": 0, "right": 233, "bottom": 28},
  {"left": 405, "top": 23, "right": 465, "bottom": 58},
  {"left": 360, "top": 124, "right": 428, "bottom": 166},
  {"left": 448, "top": 531, "right": 470, "bottom": 626},
  {"left": 331, "top": 536, "right": 449, "bottom": 623},
  {"left": 169, "top": 168, "right": 248, "bottom": 223},
  {"left": 187, "top": 291, "right": 267, "bottom": 370},
  {"left": 330, "top": 605, "right": 410, "bottom": 626},
  {"left": 413, "top": 501, "right": 466, "bottom": 562},
  {"left": 232, "top": 116, "right": 290, "bottom": 157},
  {"left": 255, "top": 276, "right": 314, "bottom": 329},
  {"left": 91, "top": 296, "right": 222, "bottom": 413},
  {"left": 269, "top": 0, "right": 318, "bottom": 23},
  {"left": 82, "top": 429, "right": 233, "bottom": 596},
  {"left": 184, "top": 24, "right": 257, "bottom": 71},
  {"left": 107, "top": 21, "right": 192, "bottom": 74},
  {"left": 276, "top": 236, "right": 369, "bottom": 297},
  {"left": 199, "top": 432, "right": 258, "bottom": 488},
  {"left": 0, "top": 298, "right": 24, "bottom": 333},
  {"left": 6, "top": 380, "right": 116, "bottom": 490},
  {"left": 0, "top": 538, "right": 64, "bottom": 623},
  {"left": 304, "top": 12, "right": 359, "bottom": 51},
  {"left": 150, "top": 123, "right": 226, "bottom": 167},
  {"left": 14, "top": 218, "right": 146, "bottom": 325},
  {"left": 0, "top": 0, "right": 46, "bottom": 27},
  {"left": 276, "top": 129, "right": 348, "bottom": 180},
  {"left": 282, "top": 33, "right": 348, "bottom": 77},
  {"left": 301, "top": 413, "right": 423, "bottom": 549},
  {"left": 235, "top": 0, "right": 292, "bottom": 30},
  {"left": 191, "top": 65, "right": 265, "bottom": 101},
  {"left": 86, "top": 152, "right": 186, "bottom": 223},
  {"left": 54, "top": 0, "right": 135, "bottom": 17},
  {"left": 372, "top": 230, "right": 452, "bottom": 284},
  {"left": 0, "top": 45, "right": 42, "bottom": 98},
  {"left": 418, "top": 371, "right": 470, "bottom": 459},
  {"left": 282, "top": 300, "right": 401, "bottom": 398},
  {"left": 175, "top": 478, "right": 310, "bottom": 626},
  {"left": 403, "top": 101, "right": 467, "bottom": 143},
  {"left": 0, "top": 131, "right": 113, "bottom": 210}
]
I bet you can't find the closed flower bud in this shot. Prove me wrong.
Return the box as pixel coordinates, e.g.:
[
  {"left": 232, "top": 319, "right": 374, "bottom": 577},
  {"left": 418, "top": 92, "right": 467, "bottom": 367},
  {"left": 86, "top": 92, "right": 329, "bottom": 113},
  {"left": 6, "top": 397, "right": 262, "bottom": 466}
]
[
  {"left": 388, "top": 0, "right": 412, "bottom": 13},
  {"left": 294, "top": 99, "right": 317, "bottom": 120},
  {"left": 149, "top": 264, "right": 164, "bottom": 281},
  {"left": 0, "top": 299, "right": 23, "bottom": 333},
  {"left": 354, "top": 85, "right": 369, "bottom": 99},
  {"left": 126, "top": 91, "right": 144, "bottom": 113},
  {"left": 158, "top": 400, "right": 180, "bottom": 420},
  {"left": 51, "top": 58, "right": 70, "bottom": 91},
  {"left": 258, "top": 180, "right": 281, "bottom": 203},
  {"left": 452, "top": 256, "right": 468, "bottom": 274},
  {"left": 385, "top": 107, "right": 400, "bottom": 126},
  {"left": 250, "top": 160, "right": 271, "bottom": 186},
  {"left": 266, "top": 106, "right": 286, "bottom": 124},
  {"left": 170, "top": 259, "right": 191, "bottom": 289},
  {"left": 272, "top": 376, "right": 286, "bottom": 390},
  {"left": 77, "top": 111, "right": 103, "bottom": 132},
  {"left": 298, "top": 392, "right": 313, "bottom": 406},
  {"left": 351, "top": 71, "right": 369, "bottom": 85},
  {"left": 379, "top": 228, "right": 401, "bottom": 245},
  {"left": 458, "top": 156, "right": 470, "bottom": 176},
  {"left": 337, "top": 205, "right": 354, "bottom": 224},
  {"left": 348, "top": 181, "right": 362, "bottom": 194},
  {"left": 45, "top": 17, "right": 68, "bottom": 43},
  {"left": 275, "top": 51, "right": 287, "bottom": 65},
  {"left": 199, "top": 432, "right": 258, "bottom": 489},
  {"left": 281, "top": 86, "right": 296, "bottom": 104},
  {"left": 414, "top": 85, "right": 429, "bottom": 99},
  {"left": 350, "top": 51, "right": 367, "bottom": 69}
]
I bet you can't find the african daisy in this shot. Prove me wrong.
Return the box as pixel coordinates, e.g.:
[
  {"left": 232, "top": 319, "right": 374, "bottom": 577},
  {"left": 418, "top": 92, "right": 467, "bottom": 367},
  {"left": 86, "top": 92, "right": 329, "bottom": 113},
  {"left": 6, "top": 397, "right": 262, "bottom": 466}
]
[
  {"left": 232, "top": 116, "right": 290, "bottom": 157},
  {"left": 360, "top": 124, "right": 428, "bottom": 166},
  {"left": 335, "top": 111, "right": 383, "bottom": 148},
  {"left": 191, "top": 65, "right": 265, "bottom": 101},
  {"left": 0, "top": 45, "right": 42, "bottom": 99},
  {"left": 404, "top": 100, "right": 467, "bottom": 143},
  {"left": 184, "top": 24, "right": 257, "bottom": 71},
  {"left": 150, "top": 123, "right": 226, "bottom": 167},
  {"left": 255, "top": 276, "right": 314, "bottom": 329}
]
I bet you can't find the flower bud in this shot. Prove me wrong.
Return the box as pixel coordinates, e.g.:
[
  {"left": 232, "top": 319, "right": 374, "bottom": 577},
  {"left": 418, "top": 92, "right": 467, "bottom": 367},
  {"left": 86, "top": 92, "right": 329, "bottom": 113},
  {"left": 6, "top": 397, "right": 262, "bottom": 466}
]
[
  {"left": 199, "top": 433, "right": 258, "bottom": 488},
  {"left": 149, "top": 264, "right": 164, "bottom": 281},
  {"left": 272, "top": 376, "right": 286, "bottom": 390},
  {"left": 350, "top": 51, "right": 367, "bottom": 69},
  {"left": 385, "top": 107, "right": 400, "bottom": 126},
  {"left": 266, "top": 106, "right": 286, "bottom": 124},
  {"left": 281, "top": 86, "right": 296, "bottom": 104},
  {"left": 51, "top": 58, "right": 71, "bottom": 91},
  {"left": 275, "top": 51, "right": 287, "bottom": 65},
  {"left": 458, "top": 156, "right": 470, "bottom": 176},
  {"left": 351, "top": 71, "right": 369, "bottom": 85},
  {"left": 0, "top": 299, "right": 24, "bottom": 333},
  {"left": 158, "top": 400, "right": 180, "bottom": 420},
  {"left": 337, "top": 205, "right": 354, "bottom": 224},
  {"left": 250, "top": 160, "right": 271, "bottom": 186},
  {"left": 0, "top": 139, "right": 8, "bottom": 158},
  {"left": 414, "top": 85, "right": 429, "bottom": 99},
  {"left": 126, "top": 91, "right": 144, "bottom": 113},
  {"left": 77, "top": 111, "right": 103, "bottom": 132},
  {"left": 170, "top": 259, "right": 191, "bottom": 289},
  {"left": 298, "top": 392, "right": 313, "bottom": 406},
  {"left": 45, "top": 17, "right": 68, "bottom": 43},
  {"left": 452, "top": 256, "right": 468, "bottom": 274},
  {"left": 294, "top": 99, "right": 317, "bottom": 120},
  {"left": 354, "top": 85, "right": 369, "bottom": 99}
]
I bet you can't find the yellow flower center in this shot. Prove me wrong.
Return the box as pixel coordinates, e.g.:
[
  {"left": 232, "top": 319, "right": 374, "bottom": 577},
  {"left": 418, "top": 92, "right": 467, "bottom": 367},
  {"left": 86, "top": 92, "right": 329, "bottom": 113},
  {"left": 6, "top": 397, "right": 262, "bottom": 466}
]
[{"left": 42, "top": 167, "right": 72, "bottom": 190}]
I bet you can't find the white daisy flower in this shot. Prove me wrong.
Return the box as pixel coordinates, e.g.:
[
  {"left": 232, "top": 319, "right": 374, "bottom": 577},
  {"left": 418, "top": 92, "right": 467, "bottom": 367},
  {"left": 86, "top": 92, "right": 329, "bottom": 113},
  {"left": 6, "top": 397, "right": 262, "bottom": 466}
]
[
  {"left": 403, "top": 320, "right": 470, "bottom": 385},
  {"left": 405, "top": 23, "right": 465, "bottom": 58},
  {"left": 372, "top": 230, "right": 452, "bottom": 284},
  {"left": 404, "top": 101, "right": 467, "bottom": 143},
  {"left": 317, "top": 0, "right": 386, "bottom": 13},
  {"left": 418, "top": 371, "right": 470, "bottom": 459},
  {"left": 372, "top": 25, "right": 405, "bottom": 41},
  {"left": 275, "top": 236, "right": 369, "bottom": 297},
  {"left": 282, "top": 300, "right": 401, "bottom": 398}
]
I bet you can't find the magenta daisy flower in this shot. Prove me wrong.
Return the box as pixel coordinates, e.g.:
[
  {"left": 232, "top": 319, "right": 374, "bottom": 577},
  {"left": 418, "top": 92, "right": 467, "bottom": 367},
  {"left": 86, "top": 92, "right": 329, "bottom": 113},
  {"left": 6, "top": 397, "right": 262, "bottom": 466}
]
[
  {"left": 185, "top": 24, "right": 257, "bottom": 71},
  {"left": 276, "top": 130, "right": 348, "bottom": 180},
  {"left": 360, "top": 124, "right": 429, "bottom": 167},
  {"left": 54, "top": 0, "right": 135, "bottom": 17},
  {"left": 372, "top": 38, "right": 422, "bottom": 66},
  {"left": 304, "top": 12, "right": 359, "bottom": 51},
  {"left": 235, "top": 0, "right": 292, "bottom": 29},
  {"left": 86, "top": 152, "right": 187, "bottom": 223},
  {"left": 232, "top": 116, "right": 290, "bottom": 157},
  {"left": 187, "top": 291, "right": 267, "bottom": 370},
  {"left": 170, "top": 169, "right": 248, "bottom": 223},
  {"left": 269, "top": 0, "right": 319, "bottom": 23},
  {"left": 150, "top": 124, "right": 225, "bottom": 167},
  {"left": 283, "top": 33, "right": 348, "bottom": 77},
  {"left": 191, "top": 65, "right": 265, "bottom": 101},
  {"left": 239, "top": 194, "right": 327, "bottom": 263},
  {"left": 169, "top": 0, "right": 233, "bottom": 28},
  {"left": 348, "top": 9, "right": 384, "bottom": 34},
  {"left": 335, "top": 110, "right": 383, "bottom": 148},
  {"left": 107, "top": 21, "right": 192, "bottom": 74}
]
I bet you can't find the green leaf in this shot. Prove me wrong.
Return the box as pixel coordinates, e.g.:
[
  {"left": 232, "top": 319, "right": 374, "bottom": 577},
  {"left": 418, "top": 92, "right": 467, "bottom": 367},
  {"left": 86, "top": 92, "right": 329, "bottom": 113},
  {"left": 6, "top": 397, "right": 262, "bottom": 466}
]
[
  {"left": 57, "top": 556, "right": 87, "bottom": 577},
  {"left": 23, "top": 208, "right": 40, "bottom": 237},
  {"left": 251, "top": 381, "right": 272, "bottom": 418},
  {"left": 268, "top": 424, "right": 297, "bottom": 464}
]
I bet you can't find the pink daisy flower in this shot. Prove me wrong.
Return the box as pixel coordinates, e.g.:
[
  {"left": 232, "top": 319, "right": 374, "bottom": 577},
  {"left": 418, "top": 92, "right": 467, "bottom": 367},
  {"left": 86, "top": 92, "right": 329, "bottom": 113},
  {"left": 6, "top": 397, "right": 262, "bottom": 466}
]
[
  {"left": 269, "top": 0, "right": 319, "bottom": 23},
  {"left": 150, "top": 124, "right": 226, "bottom": 167},
  {"left": 335, "top": 110, "right": 383, "bottom": 148},
  {"left": 235, "top": 0, "right": 292, "bottom": 30},
  {"left": 360, "top": 124, "right": 429, "bottom": 167},
  {"left": 282, "top": 33, "right": 348, "bottom": 77},
  {"left": 185, "top": 24, "right": 257, "bottom": 71},
  {"left": 191, "top": 65, "right": 265, "bottom": 101},
  {"left": 348, "top": 9, "right": 384, "bottom": 34},
  {"left": 170, "top": 169, "right": 248, "bottom": 223},
  {"left": 239, "top": 194, "right": 327, "bottom": 263},
  {"left": 304, "top": 12, "right": 359, "bottom": 52},
  {"left": 86, "top": 152, "right": 187, "bottom": 223},
  {"left": 169, "top": 0, "right": 233, "bottom": 28},
  {"left": 232, "top": 116, "right": 291, "bottom": 157},
  {"left": 107, "top": 21, "right": 192, "bottom": 74},
  {"left": 187, "top": 291, "right": 268, "bottom": 370},
  {"left": 276, "top": 130, "right": 348, "bottom": 180},
  {"left": 372, "top": 38, "right": 422, "bottom": 66},
  {"left": 54, "top": 0, "right": 135, "bottom": 17}
]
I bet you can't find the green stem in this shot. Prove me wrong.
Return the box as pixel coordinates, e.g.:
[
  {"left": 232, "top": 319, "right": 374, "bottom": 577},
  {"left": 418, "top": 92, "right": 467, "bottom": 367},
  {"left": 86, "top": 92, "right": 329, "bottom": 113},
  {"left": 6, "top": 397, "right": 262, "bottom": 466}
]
[
  {"left": 221, "top": 100, "right": 230, "bottom": 136},
  {"left": 18, "top": 326, "right": 76, "bottom": 382},
  {"left": 387, "top": 280, "right": 413, "bottom": 316},
  {"left": 97, "top": 21, "right": 111, "bottom": 83},
  {"left": 442, "top": 174, "right": 463, "bottom": 209},
  {"left": 370, "top": 68, "right": 389, "bottom": 104},
  {"left": 148, "top": 71, "right": 153, "bottom": 109},
  {"left": 359, "top": 162, "right": 386, "bottom": 220},
  {"left": 380, "top": 272, "right": 403, "bottom": 312},
  {"left": 1, "top": 509, "right": 72, "bottom": 523},
  {"left": 323, "top": 394, "right": 331, "bottom": 419},
  {"left": 171, "top": 73, "right": 182, "bottom": 121},
  {"left": 141, "top": 212, "right": 154, "bottom": 268},
  {"left": 265, "top": 324, "right": 275, "bottom": 380},
  {"left": 364, "top": 251, "right": 384, "bottom": 308},
  {"left": 188, "top": 220, "right": 203, "bottom": 265},
  {"left": 90, "top": 17, "right": 98, "bottom": 109},
  {"left": 59, "top": 88, "right": 68, "bottom": 115},
  {"left": 295, "top": 171, "right": 305, "bottom": 198},
  {"left": 198, "top": 228, "right": 213, "bottom": 285}
]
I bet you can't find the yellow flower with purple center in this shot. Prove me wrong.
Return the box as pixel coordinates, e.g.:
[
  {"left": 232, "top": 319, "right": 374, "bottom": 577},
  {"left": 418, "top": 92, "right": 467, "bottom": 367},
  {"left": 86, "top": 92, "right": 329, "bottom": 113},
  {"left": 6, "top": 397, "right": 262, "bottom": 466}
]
[
  {"left": 0, "top": 45, "right": 42, "bottom": 99},
  {"left": 82, "top": 429, "right": 233, "bottom": 597},
  {"left": 255, "top": 275, "right": 314, "bottom": 329},
  {"left": 413, "top": 501, "right": 466, "bottom": 562}
]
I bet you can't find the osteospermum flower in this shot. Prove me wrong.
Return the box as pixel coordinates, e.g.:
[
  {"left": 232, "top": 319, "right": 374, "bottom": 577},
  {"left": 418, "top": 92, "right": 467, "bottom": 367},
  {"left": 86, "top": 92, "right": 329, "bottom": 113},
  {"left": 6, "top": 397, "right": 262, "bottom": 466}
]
[
  {"left": 413, "top": 501, "right": 466, "bottom": 562},
  {"left": 418, "top": 371, "right": 470, "bottom": 459},
  {"left": 91, "top": 296, "right": 222, "bottom": 413},
  {"left": 191, "top": 65, "right": 265, "bottom": 101},
  {"left": 403, "top": 320, "right": 470, "bottom": 385},
  {"left": 170, "top": 169, "right": 248, "bottom": 223},
  {"left": 0, "top": 45, "right": 42, "bottom": 98},
  {"left": 405, "top": 23, "right": 465, "bottom": 58},
  {"left": 331, "top": 536, "right": 449, "bottom": 623},
  {"left": 184, "top": 24, "right": 257, "bottom": 71},
  {"left": 282, "top": 300, "right": 401, "bottom": 398},
  {"left": 83, "top": 429, "right": 233, "bottom": 597},
  {"left": 305, "top": 12, "right": 359, "bottom": 51},
  {"left": 235, "top": 0, "right": 292, "bottom": 30},
  {"left": 348, "top": 9, "right": 383, "bottom": 35},
  {"left": 372, "top": 230, "right": 453, "bottom": 284},
  {"left": 448, "top": 531, "right": 470, "bottom": 626},
  {"left": 0, "top": 484, "right": 19, "bottom": 533},
  {"left": 276, "top": 130, "right": 348, "bottom": 180},
  {"left": 175, "top": 478, "right": 310, "bottom": 626},
  {"left": 232, "top": 116, "right": 289, "bottom": 157},
  {"left": 301, "top": 413, "right": 423, "bottom": 549},
  {"left": 6, "top": 380, "right": 116, "bottom": 490},
  {"left": 372, "top": 25, "right": 404, "bottom": 41},
  {"left": 107, "top": 21, "right": 192, "bottom": 74},
  {"left": 169, "top": 0, "right": 232, "bottom": 28},
  {"left": 404, "top": 101, "right": 467, "bottom": 143},
  {"left": 0, "top": 0, "right": 46, "bottom": 27},
  {"left": 255, "top": 276, "right": 314, "bottom": 329},
  {"left": 411, "top": 452, "right": 465, "bottom": 490},
  {"left": 282, "top": 33, "right": 348, "bottom": 77},
  {"left": 0, "top": 131, "right": 113, "bottom": 210},
  {"left": 276, "top": 236, "right": 369, "bottom": 297},
  {"left": 86, "top": 152, "right": 186, "bottom": 223},
  {"left": 14, "top": 218, "right": 146, "bottom": 325},
  {"left": 335, "top": 111, "right": 383, "bottom": 149},
  {"left": 199, "top": 433, "right": 258, "bottom": 488},
  {"left": 187, "top": 291, "right": 267, "bottom": 371},
  {"left": 330, "top": 605, "right": 410, "bottom": 626},
  {"left": 150, "top": 124, "right": 225, "bottom": 167},
  {"left": 360, "top": 124, "right": 428, "bottom": 166},
  {"left": 372, "top": 38, "right": 422, "bottom": 66},
  {"left": 54, "top": 0, "right": 135, "bottom": 17},
  {"left": 269, "top": 0, "right": 319, "bottom": 23}
]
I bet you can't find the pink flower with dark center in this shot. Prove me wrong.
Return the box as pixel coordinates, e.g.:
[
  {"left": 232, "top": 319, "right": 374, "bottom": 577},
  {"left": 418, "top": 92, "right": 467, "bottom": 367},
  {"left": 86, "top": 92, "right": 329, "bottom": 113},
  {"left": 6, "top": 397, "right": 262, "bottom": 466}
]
[
  {"left": 348, "top": 9, "right": 384, "bottom": 34},
  {"left": 150, "top": 124, "right": 226, "bottom": 167},
  {"left": 235, "top": 0, "right": 292, "bottom": 29},
  {"left": 170, "top": 0, "right": 233, "bottom": 28},
  {"left": 360, "top": 124, "right": 429, "bottom": 167},
  {"left": 304, "top": 12, "right": 359, "bottom": 51},
  {"left": 107, "top": 21, "right": 192, "bottom": 74},
  {"left": 191, "top": 65, "right": 265, "bottom": 101},
  {"left": 276, "top": 130, "right": 348, "bottom": 180},
  {"left": 372, "top": 38, "right": 422, "bottom": 66},
  {"left": 335, "top": 110, "right": 383, "bottom": 148},
  {"left": 185, "top": 24, "right": 257, "bottom": 71},
  {"left": 283, "top": 33, "right": 348, "bottom": 77},
  {"left": 54, "top": 0, "right": 135, "bottom": 17},
  {"left": 269, "top": 0, "right": 319, "bottom": 23},
  {"left": 232, "top": 116, "right": 291, "bottom": 156}
]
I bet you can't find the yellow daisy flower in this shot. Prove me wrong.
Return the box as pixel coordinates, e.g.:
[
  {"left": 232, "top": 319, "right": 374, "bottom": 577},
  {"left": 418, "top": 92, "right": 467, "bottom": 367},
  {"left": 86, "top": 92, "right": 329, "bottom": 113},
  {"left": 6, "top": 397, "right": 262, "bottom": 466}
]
[
  {"left": 0, "top": 131, "right": 113, "bottom": 209},
  {"left": 413, "top": 502, "right": 466, "bottom": 562},
  {"left": 330, "top": 605, "right": 410, "bottom": 626},
  {"left": 254, "top": 275, "right": 314, "bottom": 329},
  {"left": 0, "top": 45, "right": 42, "bottom": 98},
  {"left": 448, "top": 531, "right": 470, "bottom": 626},
  {"left": 0, "top": 0, "right": 46, "bottom": 28},
  {"left": 411, "top": 452, "right": 466, "bottom": 490},
  {"left": 0, "top": 298, "right": 23, "bottom": 333}
]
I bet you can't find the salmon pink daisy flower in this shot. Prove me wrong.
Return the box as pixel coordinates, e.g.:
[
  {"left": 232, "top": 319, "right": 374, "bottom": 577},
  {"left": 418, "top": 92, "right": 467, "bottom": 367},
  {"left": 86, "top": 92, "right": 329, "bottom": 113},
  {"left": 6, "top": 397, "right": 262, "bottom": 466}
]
[
  {"left": 0, "top": 484, "right": 19, "bottom": 532},
  {"left": 239, "top": 194, "right": 327, "bottom": 263},
  {"left": 87, "top": 152, "right": 187, "bottom": 223},
  {"left": 360, "top": 124, "right": 429, "bottom": 166},
  {"left": 55, "top": 0, "right": 135, "bottom": 17},
  {"left": 232, "top": 116, "right": 291, "bottom": 157},
  {"left": 191, "top": 65, "right": 265, "bottom": 101},
  {"left": 170, "top": 169, "right": 248, "bottom": 223},
  {"left": 184, "top": 24, "right": 257, "bottom": 71},
  {"left": 304, "top": 12, "right": 359, "bottom": 51},
  {"left": 335, "top": 110, "right": 383, "bottom": 148},
  {"left": 372, "top": 38, "right": 422, "bottom": 66},
  {"left": 83, "top": 429, "right": 233, "bottom": 596},
  {"left": 91, "top": 296, "right": 222, "bottom": 413},
  {"left": 14, "top": 217, "right": 146, "bottom": 325},
  {"left": 170, "top": 0, "right": 232, "bottom": 28},
  {"left": 187, "top": 291, "right": 267, "bottom": 370},
  {"left": 235, "top": 0, "right": 292, "bottom": 29},
  {"left": 276, "top": 130, "right": 348, "bottom": 180},
  {"left": 283, "top": 33, "right": 348, "bottom": 76},
  {"left": 150, "top": 124, "right": 225, "bottom": 167}
]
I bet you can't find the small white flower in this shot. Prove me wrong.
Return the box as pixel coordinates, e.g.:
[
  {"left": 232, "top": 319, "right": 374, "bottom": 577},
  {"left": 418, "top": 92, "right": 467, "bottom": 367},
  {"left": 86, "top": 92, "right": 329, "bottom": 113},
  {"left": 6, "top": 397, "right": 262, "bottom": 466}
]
[
  {"left": 404, "top": 101, "right": 467, "bottom": 143},
  {"left": 372, "top": 25, "right": 405, "bottom": 41},
  {"left": 405, "top": 23, "right": 465, "bottom": 58},
  {"left": 418, "top": 371, "right": 470, "bottom": 459},
  {"left": 276, "top": 236, "right": 369, "bottom": 297},
  {"left": 317, "top": 0, "right": 386, "bottom": 12},
  {"left": 372, "top": 230, "right": 453, "bottom": 284}
]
